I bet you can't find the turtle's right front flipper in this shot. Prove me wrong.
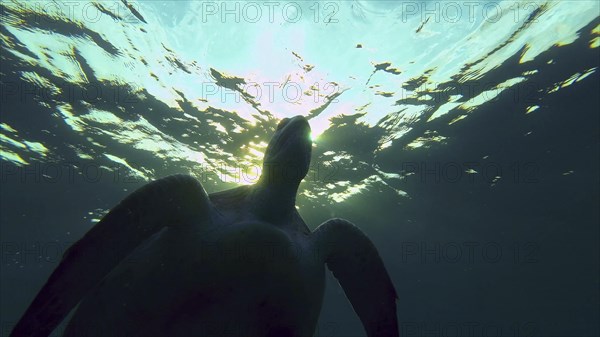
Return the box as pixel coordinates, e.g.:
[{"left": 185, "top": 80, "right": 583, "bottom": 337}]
[
  {"left": 311, "top": 218, "right": 398, "bottom": 337},
  {"left": 10, "top": 174, "right": 214, "bottom": 337}
]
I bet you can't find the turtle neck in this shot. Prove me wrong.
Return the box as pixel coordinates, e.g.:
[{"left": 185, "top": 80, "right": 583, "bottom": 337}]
[{"left": 250, "top": 168, "right": 301, "bottom": 224}]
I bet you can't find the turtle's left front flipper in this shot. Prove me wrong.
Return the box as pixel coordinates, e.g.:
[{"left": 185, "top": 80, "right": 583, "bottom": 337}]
[
  {"left": 10, "top": 174, "right": 214, "bottom": 337},
  {"left": 312, "top": 218, "right": 398, "bottom": 337}
]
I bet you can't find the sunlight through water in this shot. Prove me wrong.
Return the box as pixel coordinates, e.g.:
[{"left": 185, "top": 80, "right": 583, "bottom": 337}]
[{"left": 1, "top": 0, "right": 598, "bottom": 207}]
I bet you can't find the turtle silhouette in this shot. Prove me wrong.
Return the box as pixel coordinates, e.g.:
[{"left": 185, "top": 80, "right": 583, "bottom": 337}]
[{"left": 11, "top": 115, "right": 398, "bottom": 337}]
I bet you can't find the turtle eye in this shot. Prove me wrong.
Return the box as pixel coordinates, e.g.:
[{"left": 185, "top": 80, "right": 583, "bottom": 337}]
[{"left": 277, "top": 118, "right": 290, "bottom": 130}]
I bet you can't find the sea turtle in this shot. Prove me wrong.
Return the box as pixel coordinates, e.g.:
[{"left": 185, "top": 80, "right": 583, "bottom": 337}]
[{"left": 11, "top": 116, "right": 398, "bottom": 337}]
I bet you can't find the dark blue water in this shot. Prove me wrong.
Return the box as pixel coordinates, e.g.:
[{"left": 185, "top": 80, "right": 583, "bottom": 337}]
[{"left": 1, "top": 1, "right": 599, "bottom": 336}]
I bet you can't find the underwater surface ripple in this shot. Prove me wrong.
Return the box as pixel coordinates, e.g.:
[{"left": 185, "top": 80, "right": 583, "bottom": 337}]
[{"left": 1, "top": 1, "right": 598, "bottom": 209}]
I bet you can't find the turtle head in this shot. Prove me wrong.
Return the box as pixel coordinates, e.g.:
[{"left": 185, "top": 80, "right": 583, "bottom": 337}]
[{"left": 259, "top": 115, "right": 312, "bottom": 189}]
